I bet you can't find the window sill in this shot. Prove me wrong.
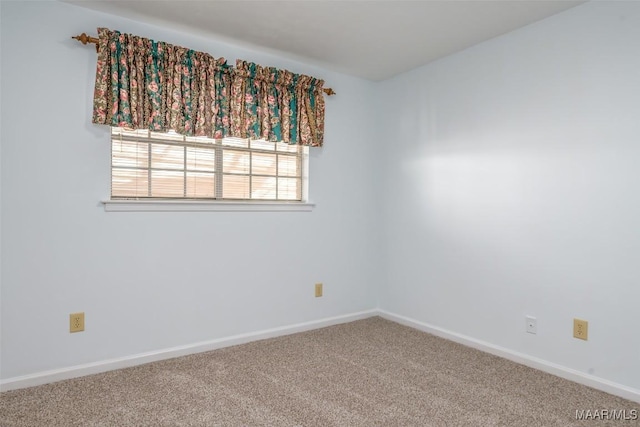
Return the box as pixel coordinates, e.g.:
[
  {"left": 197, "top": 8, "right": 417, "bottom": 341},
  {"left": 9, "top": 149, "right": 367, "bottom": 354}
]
[{"left": 101, "top": 200, "right": 315, "bottom": 212}]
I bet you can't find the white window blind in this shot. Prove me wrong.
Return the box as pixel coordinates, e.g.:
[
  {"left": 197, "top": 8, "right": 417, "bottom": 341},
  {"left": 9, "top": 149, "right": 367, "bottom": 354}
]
[{"left": 111, "top": 128, "right": 306, "bottom": 201}]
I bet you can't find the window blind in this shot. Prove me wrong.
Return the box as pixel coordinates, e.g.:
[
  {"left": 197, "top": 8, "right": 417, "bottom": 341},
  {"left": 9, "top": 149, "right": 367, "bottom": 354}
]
[{"left": 111, "top": 128, "right": 305, "bottom": 201}]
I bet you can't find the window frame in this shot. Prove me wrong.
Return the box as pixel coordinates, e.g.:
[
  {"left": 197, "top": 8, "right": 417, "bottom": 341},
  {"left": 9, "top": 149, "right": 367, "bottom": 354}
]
[{"left": 103, "top": 128, "right": 314, "bottom": 212}]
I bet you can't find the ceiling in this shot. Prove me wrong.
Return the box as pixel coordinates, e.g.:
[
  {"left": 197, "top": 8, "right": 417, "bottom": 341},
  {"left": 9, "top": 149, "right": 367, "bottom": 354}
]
[{"left": 65, "top": 0, "right": 585, "bottom": 81}]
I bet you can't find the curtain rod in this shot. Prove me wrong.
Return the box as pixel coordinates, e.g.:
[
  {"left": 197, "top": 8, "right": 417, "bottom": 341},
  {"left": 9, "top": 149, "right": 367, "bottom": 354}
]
[{"left": 72, "top": 33, "right": 336, "bottom": 96}]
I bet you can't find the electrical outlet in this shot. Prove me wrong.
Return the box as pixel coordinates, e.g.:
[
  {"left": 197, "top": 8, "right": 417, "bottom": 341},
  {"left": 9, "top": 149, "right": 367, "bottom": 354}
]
[
  {"left": 315, "top": 283, "right": 323, "bottom": 298},
  {"left": 573, "top": 318, "right": 588, "bottom": 340},
  {"left": 525, "top": 316, "right": 537, "bottom": 334},
  {"left": 70, "top": 312, "right": 85, "bottom": 333}
]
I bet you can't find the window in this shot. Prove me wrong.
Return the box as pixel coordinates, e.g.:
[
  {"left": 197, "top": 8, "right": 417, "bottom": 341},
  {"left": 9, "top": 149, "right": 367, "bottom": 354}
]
[{"left": 111, "top": 128, "right": 307, "bottom": 202}]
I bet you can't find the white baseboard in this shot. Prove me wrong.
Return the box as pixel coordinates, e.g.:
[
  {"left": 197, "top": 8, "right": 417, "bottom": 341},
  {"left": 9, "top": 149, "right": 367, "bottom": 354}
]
[
  {"left": 4, "top": 308, "right": 640, "bottom": 404},
  {"left": 0, "top": 309, "right": 377, "bottom": 392},
  {"left": 377, "top": 310, "right": 640, "bottom": 404}
]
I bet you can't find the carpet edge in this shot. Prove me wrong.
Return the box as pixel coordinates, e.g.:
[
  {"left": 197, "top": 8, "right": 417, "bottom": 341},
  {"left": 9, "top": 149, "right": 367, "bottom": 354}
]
[
  {"left": 0, "top": 309, "right": 378, "bottom": 392},
  {"left": 378, "top": 309, "right": 640, "bottom": 404}
]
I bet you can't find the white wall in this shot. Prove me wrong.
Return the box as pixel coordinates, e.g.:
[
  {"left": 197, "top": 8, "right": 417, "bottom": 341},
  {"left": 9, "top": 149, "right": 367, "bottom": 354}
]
[
  {"left": 0, "top": 1, "right": 379, "bottom": 380},
  {"left": 378, "top": 1, "right": 640, "bottom": 391},
  {"left": 3, "top": 0, "right": 640, "bottom": 399}
]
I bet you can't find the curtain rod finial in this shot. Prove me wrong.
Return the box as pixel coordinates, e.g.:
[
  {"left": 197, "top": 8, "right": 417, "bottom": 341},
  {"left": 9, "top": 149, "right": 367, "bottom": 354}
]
[
  {"left": 323, "top": 88, "right": 336, "bottom": 96},
  {"left": 72, "top": 33, "right": 91, "bottom": 44},
  {"left": 72, "top": 33, "right": 99, "bottom": 52}
]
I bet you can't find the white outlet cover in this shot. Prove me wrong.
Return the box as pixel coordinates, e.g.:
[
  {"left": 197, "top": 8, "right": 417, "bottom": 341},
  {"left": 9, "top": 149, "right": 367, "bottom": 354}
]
[{"left": 525, "top": 316, "right": 537, "bottom": 334}]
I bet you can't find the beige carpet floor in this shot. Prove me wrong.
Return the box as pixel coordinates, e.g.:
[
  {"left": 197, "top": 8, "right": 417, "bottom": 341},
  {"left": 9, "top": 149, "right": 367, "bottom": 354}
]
[{"left": 0, "top": 317, "right": 637, "bottom": 426}]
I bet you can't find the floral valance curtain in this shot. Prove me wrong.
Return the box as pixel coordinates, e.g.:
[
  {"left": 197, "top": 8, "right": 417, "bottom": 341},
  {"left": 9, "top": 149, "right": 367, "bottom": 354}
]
[
  {"left": 231, "top": 60, "right": 324, "bottom": 146},
  {"left": 92, "top": 28, "right": 325, "bottom": 146}
]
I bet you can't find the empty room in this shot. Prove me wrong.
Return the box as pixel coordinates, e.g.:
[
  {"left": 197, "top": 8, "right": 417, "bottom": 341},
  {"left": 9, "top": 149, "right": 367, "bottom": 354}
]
[{"left": 1, "top": 0, "right": 639, "bottom": 425}]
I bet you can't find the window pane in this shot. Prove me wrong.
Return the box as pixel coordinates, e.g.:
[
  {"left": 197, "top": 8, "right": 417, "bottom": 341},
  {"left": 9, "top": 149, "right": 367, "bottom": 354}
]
[
  {"left": 112, "top": 168, "right": 149, "bottom": 198},
  {"left": 221, "top": 137, "right": 249, "bottom": 149},
  {"left": 186, "top": 146, "right": 215, "bottom": 172},
  {"left": 250, "top": 139, "right": 275, "bottom": 151},
  {"left": 151, "top": 170, "right": 184, "bottom": 197},
  {"left": 152, "top": 144, "right": 184, "bottom": 170},
  {"left": 251, "top": 176, "right": 276, "bottom": 199},
  {"left": 112, "top": 141, "right": 149, "bottom": 168},
  {"left": 277, "top": 142, "right": 299, "bottom": 153},
  {"left": 278, "top": 154, "right": 299, "bottom": 177},
  {"left": 278, "top": 177, "right": 301, "bottom": 200},
  {"left": 223, "top": 175, "right": 250, "bottom": 199},
  {"left": 186, "top": 172, "right": 215, "bottom": 198},
  {"left": 223, "top": 150, "right": 250, "bottom": 174},
  {"left": 113, "top": 128, "right": 149, "bottom": 138},
  {"left": 150, "top": 130, "right": 183, "bottom": 142},
  {"left": 185, "top": 135, "right": 215, "bottom": 145},
  {"left": 251, "top": 153, "right": 276, "bottom": 176}
]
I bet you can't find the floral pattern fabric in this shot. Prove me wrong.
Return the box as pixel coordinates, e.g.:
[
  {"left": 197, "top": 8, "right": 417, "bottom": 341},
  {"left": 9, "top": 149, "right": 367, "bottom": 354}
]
[
  {"left": 93, "top": 28, "right": 231, "bottom": 138},
  {"left": 93, "top": 28, "right": 325, "bottom": 146}
]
